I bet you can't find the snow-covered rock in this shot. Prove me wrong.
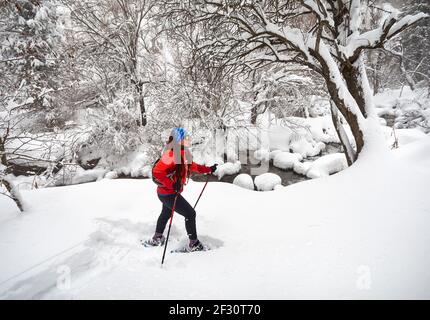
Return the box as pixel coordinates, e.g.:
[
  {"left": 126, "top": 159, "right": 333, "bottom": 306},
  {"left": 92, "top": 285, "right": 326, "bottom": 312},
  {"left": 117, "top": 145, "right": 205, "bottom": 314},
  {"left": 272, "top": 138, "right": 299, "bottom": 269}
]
[
  {"left": 232, "top": 174, "right": 254, "bottom": 190},
  {"left": 113, "top": 152, "right": 152, "bottom": 178},
  {"left": 254, "top": 173, "right": 282, "bottom": 191},
  {"left": 273, "top": 152, "right": 301, "bottom": 170},
  {"left": 104, "top": 171, "right": 118, "bottom": 179},
  {"left": 306, "top": 153, "right": 347, "bottom": 179},
  {"left": 273, "top": 184, "right": 285, "bottom": 191},
  {"left": 215, "top": 161, "right": 241, "bottom": 179},
  {"left": 269, "top": 150, "right": 282, "bottom": 160},
  {"left": 72, "top": 168, "right": 108, "bottom": 185},
  {"left": 51, "top": 166, "right": 84, "bottom": 186},
  {"left": 293, "top": 161, "right": 313, "bottom": 176},
  {"left": 130, "top": 165, "right": 152, "bottom": 178},
  {"left": 290, "top": 137, "right": 325, "bottom": 158},
  {"left": 292, "top": 153, "right": 304, "bottom": 161},
  {"left": 51, "top": 167, "right": 107, "bottom": 186},
  {"left": 253, "top": 149, "right": 270, "bottom": 162}
]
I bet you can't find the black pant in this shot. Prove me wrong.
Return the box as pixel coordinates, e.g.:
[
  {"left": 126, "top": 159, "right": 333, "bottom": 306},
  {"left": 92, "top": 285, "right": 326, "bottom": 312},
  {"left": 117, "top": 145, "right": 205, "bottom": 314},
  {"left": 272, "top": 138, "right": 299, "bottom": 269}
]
[{"left": 156, "top": 193, "right": 197, "bottom": 240}]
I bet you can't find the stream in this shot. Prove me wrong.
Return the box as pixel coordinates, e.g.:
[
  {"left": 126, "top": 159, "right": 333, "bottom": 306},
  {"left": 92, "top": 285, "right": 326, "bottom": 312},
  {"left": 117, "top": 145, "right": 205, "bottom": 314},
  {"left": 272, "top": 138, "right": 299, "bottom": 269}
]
[{"left": 192, "top": 142, "right": 342, "bottom": 187}]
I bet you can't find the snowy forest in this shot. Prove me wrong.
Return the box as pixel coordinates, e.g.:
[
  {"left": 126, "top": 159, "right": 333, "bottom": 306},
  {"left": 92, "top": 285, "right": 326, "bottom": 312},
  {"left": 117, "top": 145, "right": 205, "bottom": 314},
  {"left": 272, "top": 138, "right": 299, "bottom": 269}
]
[{"left": 0, "top": 0, "right": 429, "bottom": 300}]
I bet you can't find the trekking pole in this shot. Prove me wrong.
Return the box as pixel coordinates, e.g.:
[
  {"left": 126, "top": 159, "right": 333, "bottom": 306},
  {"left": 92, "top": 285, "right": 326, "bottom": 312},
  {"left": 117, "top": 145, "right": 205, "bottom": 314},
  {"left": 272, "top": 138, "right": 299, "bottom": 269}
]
[
  {"left": 161, "top": 192, "right": 179, "bottom": 266},
  {"left": 193, "top": 174, "right": 210, "bottom": 209},
  {"left": 161, "top": 175, "right": 210, "bottom": 266}
]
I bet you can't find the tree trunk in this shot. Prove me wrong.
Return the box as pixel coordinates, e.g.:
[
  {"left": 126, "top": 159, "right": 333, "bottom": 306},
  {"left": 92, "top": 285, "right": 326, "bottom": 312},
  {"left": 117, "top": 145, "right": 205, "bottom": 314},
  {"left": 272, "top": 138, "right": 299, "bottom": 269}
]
[
  {"left": 136, "top": 83, "right": 147, "bottom": 127},
  {"left": 0, "top": 137, "right": 24, "bottom": 212},
  {"left": 325, "top": 77, "right": 365, "bottom": 160},
  {"left": 330, "top": 102, "right": 355, "bottom": 166},
  {"left": 250, "top": 105, "right": 258, "bottom": 125},
  {"left": 0, "top": 137, "right": 6, "bottom": 166},
  {"left": 311, "top": 49, "right": 366, "bottom": 163},
  {"left": 139, "top": 94, "right": 147, "bottom": 127},
  {"left": 342, "top": 63, "right": 368, "bottom": 118},
  {"left": 372, "top": 51, "right": 383, "bottom": 95},
  {"left": 250, "top": 70, "right": 259, "bottom": 125},
  {"left": 2, "top": 177, "right": 24, "bottom": 212},
  {"left": 399, "top": 56, "right": 416, "bottom": 91}
]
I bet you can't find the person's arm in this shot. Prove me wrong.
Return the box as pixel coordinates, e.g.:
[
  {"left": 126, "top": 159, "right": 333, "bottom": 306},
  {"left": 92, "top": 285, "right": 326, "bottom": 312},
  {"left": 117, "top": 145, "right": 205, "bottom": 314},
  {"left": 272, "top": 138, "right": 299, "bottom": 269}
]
[{"left": 190, "top": 162, "right": 216, "bottom": 174}]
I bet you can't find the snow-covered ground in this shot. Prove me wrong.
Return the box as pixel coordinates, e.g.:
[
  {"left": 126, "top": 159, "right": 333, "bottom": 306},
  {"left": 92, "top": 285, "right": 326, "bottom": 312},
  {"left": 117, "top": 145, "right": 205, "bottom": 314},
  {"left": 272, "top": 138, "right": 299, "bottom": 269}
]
[{"left": 0, "top": 136, "right": 430, "bottom": 299}]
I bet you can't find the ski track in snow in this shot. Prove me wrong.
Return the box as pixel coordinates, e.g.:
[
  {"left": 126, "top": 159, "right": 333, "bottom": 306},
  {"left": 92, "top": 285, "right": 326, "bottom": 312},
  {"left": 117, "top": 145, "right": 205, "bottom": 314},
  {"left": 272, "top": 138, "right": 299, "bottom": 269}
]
[{"left": 0, "top": 137, "right": 430, "bottom": 299}]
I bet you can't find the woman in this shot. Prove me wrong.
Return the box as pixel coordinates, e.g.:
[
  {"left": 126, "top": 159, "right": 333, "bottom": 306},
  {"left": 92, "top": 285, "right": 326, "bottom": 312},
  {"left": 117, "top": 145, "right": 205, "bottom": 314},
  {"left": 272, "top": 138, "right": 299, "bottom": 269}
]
[{"left": 145, "top": 127, "right": 217, "bottom": 252}]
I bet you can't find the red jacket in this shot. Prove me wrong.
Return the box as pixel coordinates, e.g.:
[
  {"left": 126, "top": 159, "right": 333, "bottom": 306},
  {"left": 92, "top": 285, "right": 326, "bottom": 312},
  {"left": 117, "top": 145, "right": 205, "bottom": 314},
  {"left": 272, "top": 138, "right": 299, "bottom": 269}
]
[{"left": 152, "top": 148, "right": 211, "bottom": 195}]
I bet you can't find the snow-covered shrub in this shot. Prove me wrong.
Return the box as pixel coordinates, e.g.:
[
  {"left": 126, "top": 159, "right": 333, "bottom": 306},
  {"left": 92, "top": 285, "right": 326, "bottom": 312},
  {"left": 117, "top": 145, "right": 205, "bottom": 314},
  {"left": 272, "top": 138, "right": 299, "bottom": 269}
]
[
  {"left": 84, "top": 92, "right": 145, "bottom": 161},
  {"left": 308, "top": 96, "right": 330, "bottom": 117},
  {"left": 265, "top": 117, "right": 337, "bottom": 157},
  {"left": 254, "top": 173, "right": 282, "bottom": 191},
  {"left": 375, "top": 88, "right": 430, "bottom": 133},
  {"left": 233, "top": 174, "right": 254, "bottom": 190},
  {"left": 396, "top": 106, "right": 430, "bottom": 133}
]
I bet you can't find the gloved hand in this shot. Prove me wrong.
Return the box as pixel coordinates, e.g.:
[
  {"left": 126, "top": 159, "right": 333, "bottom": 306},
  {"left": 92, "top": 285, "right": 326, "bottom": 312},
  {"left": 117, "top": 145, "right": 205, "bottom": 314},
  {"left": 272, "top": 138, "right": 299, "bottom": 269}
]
[
  {"left": 210, "top": 164, "right": 218, "bottom": 174},
  {"left": 173, "top": 179, "right": 182, "bottom": 193}
]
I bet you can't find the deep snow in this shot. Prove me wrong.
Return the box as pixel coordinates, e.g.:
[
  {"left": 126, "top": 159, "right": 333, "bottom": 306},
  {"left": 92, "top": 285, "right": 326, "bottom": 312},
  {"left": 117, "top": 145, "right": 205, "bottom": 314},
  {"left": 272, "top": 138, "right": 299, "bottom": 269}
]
[{"left": 0, "top": 137, "right": 430, "bottom": 299}]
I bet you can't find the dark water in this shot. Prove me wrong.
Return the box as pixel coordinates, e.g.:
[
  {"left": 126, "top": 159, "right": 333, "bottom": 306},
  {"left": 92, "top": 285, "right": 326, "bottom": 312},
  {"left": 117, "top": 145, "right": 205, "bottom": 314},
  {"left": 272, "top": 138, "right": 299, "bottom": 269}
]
[
  {"left": 192, "top": 143, "right": 343, "bottom": 187},
  {"left": 380, "top": 114, "right": 396, "bottom": 127},
  {"left": 191, "top": 151, "right": 308, "bottom": 187}
]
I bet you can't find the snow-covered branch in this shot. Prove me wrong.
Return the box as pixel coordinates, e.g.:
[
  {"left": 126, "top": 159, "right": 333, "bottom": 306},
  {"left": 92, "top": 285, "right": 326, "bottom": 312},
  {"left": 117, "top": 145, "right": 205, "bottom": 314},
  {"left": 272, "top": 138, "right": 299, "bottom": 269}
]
[{"left": 343, "top": 12, "right": 429, "bottom": 62}]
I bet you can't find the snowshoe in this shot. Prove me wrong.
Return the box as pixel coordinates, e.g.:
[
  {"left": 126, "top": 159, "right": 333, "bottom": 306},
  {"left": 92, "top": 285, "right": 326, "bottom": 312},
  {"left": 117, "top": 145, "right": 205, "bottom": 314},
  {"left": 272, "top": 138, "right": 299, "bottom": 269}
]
[
  {"left": 171, "top": 240, "right": 210, "bottom": 253},
  {"left": 140, "top": 235, "right": 165, "bottom": 247}
]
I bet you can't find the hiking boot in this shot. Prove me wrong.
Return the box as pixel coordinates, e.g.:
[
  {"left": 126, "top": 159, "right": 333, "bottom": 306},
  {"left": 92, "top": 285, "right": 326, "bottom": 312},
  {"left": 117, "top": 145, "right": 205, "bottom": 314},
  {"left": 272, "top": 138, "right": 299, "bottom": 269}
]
[
  {"left": 142, "top": 233, "right": 165, "bottom": 247},
  {"left": 188, "top": 239, "right": 205, "bottom": 252}
]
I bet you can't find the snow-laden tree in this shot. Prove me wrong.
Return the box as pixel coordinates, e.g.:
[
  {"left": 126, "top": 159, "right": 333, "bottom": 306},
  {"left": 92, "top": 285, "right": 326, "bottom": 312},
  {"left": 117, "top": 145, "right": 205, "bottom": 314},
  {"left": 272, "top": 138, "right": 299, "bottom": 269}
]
[
  {"left": 163, "top": 0, "right": 428, "bottom": 165},
  {"left": 362, "top": 1, "right": 429, "bottom": 93},
  {"left": 83, "top": 89, "right": 146, "bottom": 159},
  {"left": 245, "top": 65, "right": 328, "bottom": 123},
  {"left": 400, "top": 0, "right": 430, "bottom": 87},
  {"left": 0, "top": 0, "right": 67, "bottom": 130},
  {"left": 0, "top": 0, "right": 67, "bottom": 211},
  {"left": 61, "top": 0, "right": 164, "bottom": 127}
]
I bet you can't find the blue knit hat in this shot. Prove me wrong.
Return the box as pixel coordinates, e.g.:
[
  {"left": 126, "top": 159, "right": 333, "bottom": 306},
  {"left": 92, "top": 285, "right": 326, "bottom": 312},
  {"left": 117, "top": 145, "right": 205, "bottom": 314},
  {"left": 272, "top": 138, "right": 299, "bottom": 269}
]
[{"left": 171, "top": 127, "right": 187, "bottom": 142}]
